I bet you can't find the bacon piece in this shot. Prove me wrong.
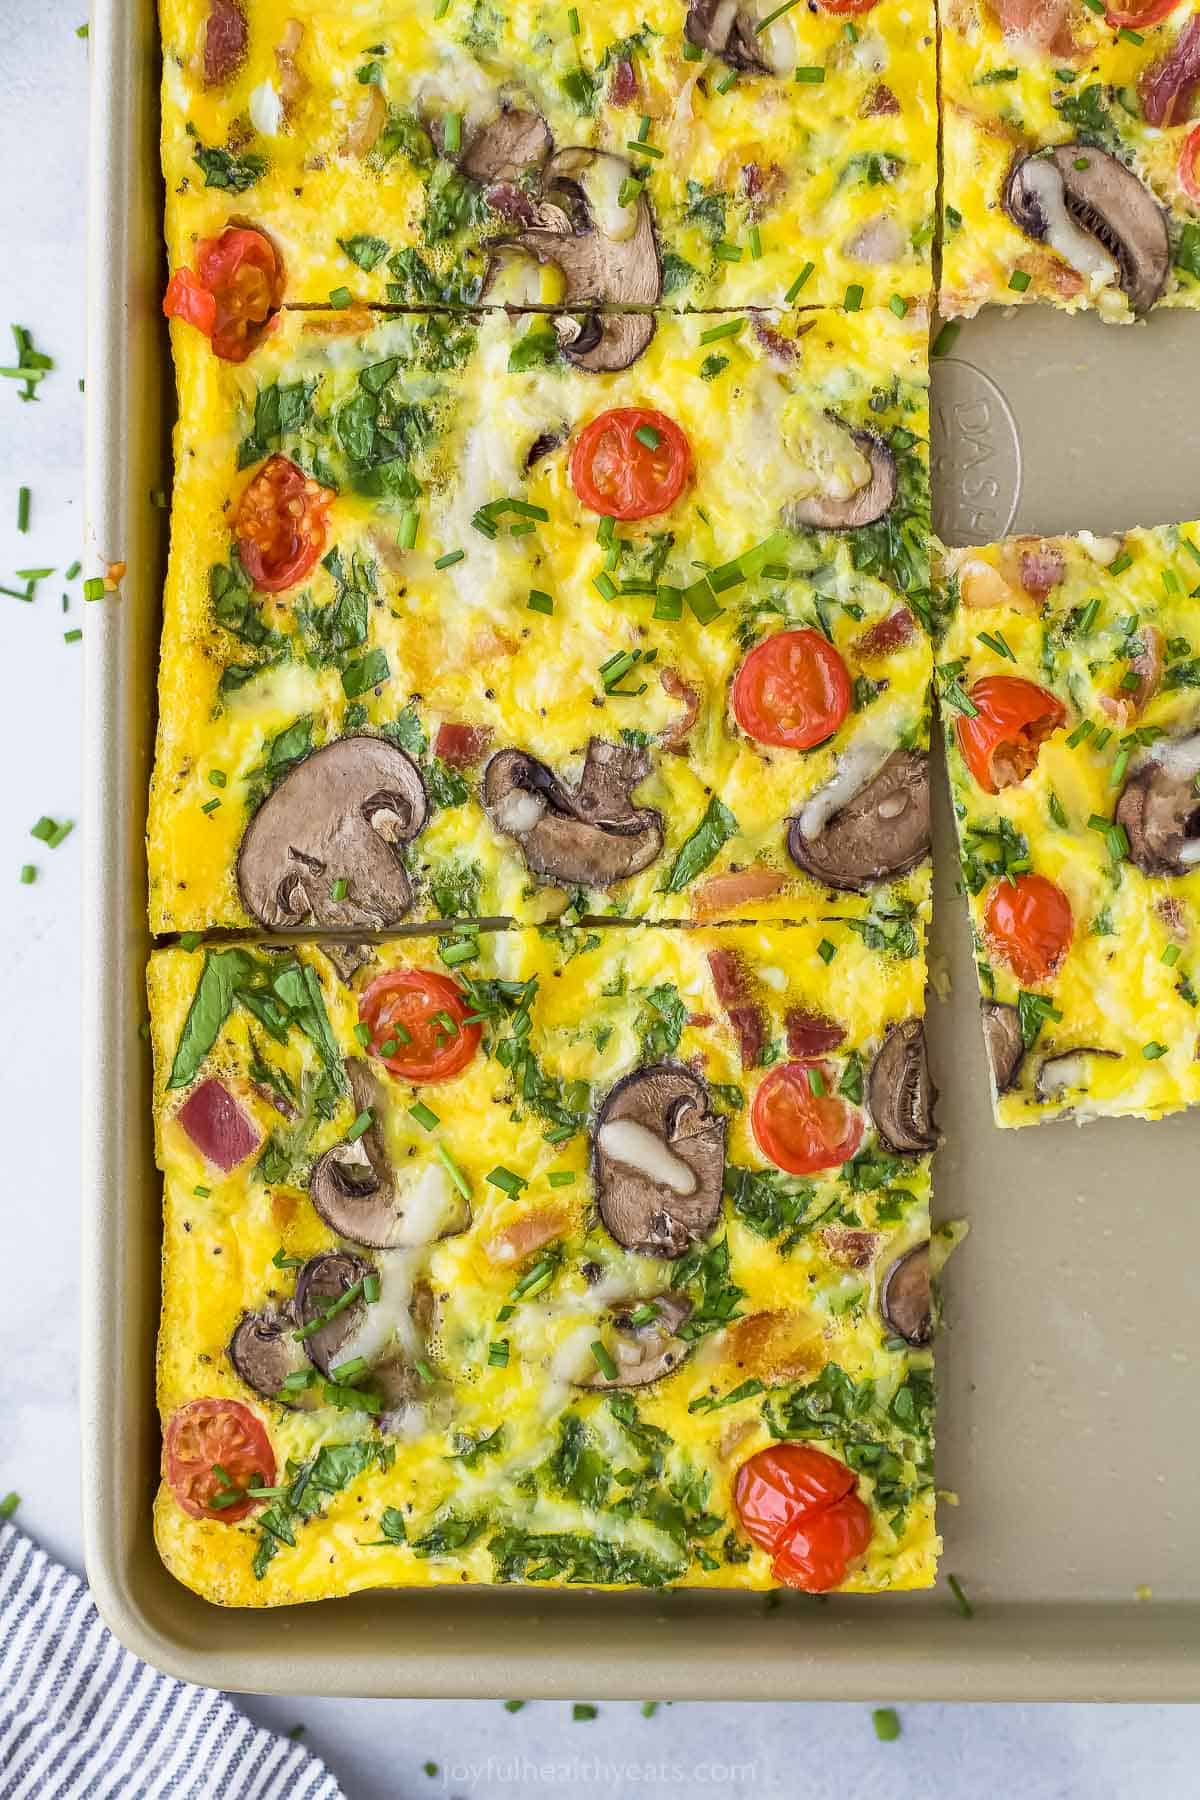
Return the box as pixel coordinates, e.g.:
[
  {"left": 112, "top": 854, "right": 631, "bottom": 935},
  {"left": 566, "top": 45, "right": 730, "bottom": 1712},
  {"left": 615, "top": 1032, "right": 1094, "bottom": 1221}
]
[
  {"left": 740, "top": 160, "right": 787, "bottom": 220},
  {"left": 485, "top": 182, "right": 538, "bottom": 225},
  {"left": 1019, "top": 542, "right": 1065, "bottom": 599},
  {"left": 855, "top": 607, "right": 914, "bottom": 660},
  {"left": 659, "top": 668, "right": 700, "bottom": 752},
  {"left": 177, "top": 1079, "right": 260, "bottom": 1172},
  {"left": 484, "top": 1206, "right": 568, "bottom": 1265},
  {"left": 204, "top": 0, "right": 248, "bottom": 86},
  {"left": 691, "top": 868, "right": 787, "bottom": 920},
  {"left": 275, "top": 19, "right": 307, "bottom": 113},
  {"left": 706, "top": 948, "right": 766, "bottom": 1069},
  {"left": 435, "top": 722, "right": 493, "bottom": 769},
  {"left": 821, "top": 1226, "right": 882, "bottom": 1270},
  {"left": 706, "top": 947, "right": 746, "bottom": 1008},
  {"left": 1100, "top": 624, "right": 1163, "bottom": 727},
  {"left": 785, "top": 1009, "right": 845, "bottom": 1058},
  {"left": 303, "top": 305, "right": 374, "bottom": 338},
  {"left": 1156, "top": 896, "right": 1189, "bottom": 942},
  {"left": 342, "top": 81, "right": 387, "bottom": 157},
  {"left": 861, "top": 83, "right": 900, "bottom": 117},
  {"left": 687, "top": 1012, "right": 715, "bottom": 1028},
  {"left": 751, "top": 317, "right": 802, "bottom": 364},
  {"left": 609, "top": 57, "right": 638, "bottom": 106},
  {"left": 1141, "top": 16, "right": 1200, "bottom": 126},
  {"left": 987, "top": 0, "right": 1078, "bottom": 58}
]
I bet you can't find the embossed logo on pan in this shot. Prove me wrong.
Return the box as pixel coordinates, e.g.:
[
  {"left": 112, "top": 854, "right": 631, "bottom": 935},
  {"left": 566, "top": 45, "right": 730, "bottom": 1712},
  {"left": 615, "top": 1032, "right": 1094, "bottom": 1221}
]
[{"left": 931, "top": 361, "right": 1022, "bottom": 547}]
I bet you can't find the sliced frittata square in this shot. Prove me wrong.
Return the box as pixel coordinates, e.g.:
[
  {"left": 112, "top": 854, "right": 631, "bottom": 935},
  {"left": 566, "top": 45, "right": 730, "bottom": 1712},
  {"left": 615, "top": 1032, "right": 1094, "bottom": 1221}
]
[
  {"left": 161, "top": 0, "right": 938, "bottom": 318},
  {"left": 150, "top": 921, "right": 940, "bottom": 1606},
  {"left": 940, "top": 0, "right": 1200, "bottom": 320},
  {"left": 150, "top": 303, "right": 933, "bottom": 931},
  {"left": 938, "top": 521, "right": 1200, "bottom": 1126}
]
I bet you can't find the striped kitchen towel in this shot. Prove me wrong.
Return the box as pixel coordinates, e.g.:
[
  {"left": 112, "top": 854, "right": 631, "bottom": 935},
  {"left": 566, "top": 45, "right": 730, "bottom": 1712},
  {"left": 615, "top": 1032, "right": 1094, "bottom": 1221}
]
[{"left": 0, "top": 1522, "right": 343, "bottom": 1800}]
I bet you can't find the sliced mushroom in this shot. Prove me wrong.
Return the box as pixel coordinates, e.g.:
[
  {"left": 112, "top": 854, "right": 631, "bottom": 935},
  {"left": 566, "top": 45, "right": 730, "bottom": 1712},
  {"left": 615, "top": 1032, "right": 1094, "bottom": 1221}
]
[
  {"left": 1036, "top": 1048, "right": 1120, "bottom": 1105},
  {"left": 309, "top": 1059, "right": 471, "bottom": 1249},
  {"left": 981, "top": 1000, "right": 1023, "bottom": 1095},
  {"left": 229, "top": 1306, "right": 317, "bottom": 1407},
  {"left": 461, "top": 107, "right": 551, "bottom": 184},
  {"left": 593, "top": 1065, "right": 726, "bottom": 1257},
  {"left": 237, "top": 737, "right": 428, "bottom": 931},
  {"left": 788, "top": 749, "right": 930, "bottom": 892},
  {"left": 685, "top": 0, "right": 771, "bottom": 72},
  {"left": 483, "top": 739, "right": 663, "bottom": 888},
  {"left": 868, "top": 1020, "right": 938, "bottom": 1155},
  {"left": 880, "top": 1243, "right": 932, "bottom": 1347},
  {"left": 1004, "top": 146, "right": 1169, "bottom": 315},
  {"left": 577, "top": 1294, "right": 694, "bottom": 1388},
  {"left": 1116, "top": 731, "right": 1200, "bottom": 877},
  {"left": 320, "top": 940, "right": 371, "bottom": 984},
  {"left": 293, "top": 1250, "right": 372, "bottom": 1376},
  {"left": 486, "top": 148, "right": 661, "bottom": 372},
  {"left": 783, "top": 431, "right": 897, "bottom": 532}
]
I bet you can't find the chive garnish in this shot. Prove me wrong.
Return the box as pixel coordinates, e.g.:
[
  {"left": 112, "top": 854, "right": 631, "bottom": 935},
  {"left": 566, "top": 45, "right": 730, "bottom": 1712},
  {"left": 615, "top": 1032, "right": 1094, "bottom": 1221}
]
[
  {"left": 1143, "top": 1041, "right": 1168, "bottom": 1059},
  {"left": 487, "top": 1166, "right": 527, "bottom": 1197},
  {"left": 489, "top": 1339, "right": 510, "bottom": 1367},
  {"left": 397, "top": 508, "right": 419, "bottom": 551},
  {"left": 443, "top": 112, "right": 462, "bottom": 154},
  {"left": 976, "top": 629, "right": 1014, "bottom": 660},
  {"left": 345, "top": 1109, "right": 373, "bottom": 1142},
  {"left": 16, "top": 486, "right": 29, "bottom": 532},
  {"left": 947, "top": 1573, "right": 974, "bottom": 1617},
  {"left": 794, "top": 64, "right": 825, "bottom": 83},
  {"left": 434, "top": 549, "right": 464, "bottom": 570},
  {"left": 931, "top": 320, "right": 960, "bottom": 357},
  {"left": 547, "top": 1169, "right": 576, "bottom": 1187},
  {"left": 1008, "top": 269, "right": 1031, "bottom": 292},
  {"left": 888, "top": 294, "right": 908, "bottom": 318},
  {"left": 328, "top": 286, "right": 352, "bottom": 309},
  {"left": 437, "top": 1143, "right": 471, "bottom": 1199},
  {"left": 18, "top": 864, "right": 35, "bottom": 885},
  {"left": 808, "top": 1067, "right": 826, "bottom": 1096},
  {"left": 590, "top": 1341, "right": 618, "bottom": 1381},
  {"left": 330, "top": 876, "right": 349, "bottom": 901},
  {"left": 633, "top": 423, "right": 661, "bottom": 451},
  {"left": 1108, "top": 550, "right": 1132, "bottom": 576},
  {"left": 294, "top": 1278, "right": 365, "bottom": 1341},
  {"left": 409, "top": 1101, "right": 439, "bottom": 1131},
  {"left": 757, "top": 0, "right": 803, "bottom": 26},
  {"left": 844, "top": 283, "right": 864, "bottom": 311},
  {"left": 1162, "top": 943, "right": 1182, "bottom": 966},
  {"left": 873, "top": 1708, "right": 901, "bottom": 1742},
  {"left": 785, "top": 262, "right": 815, "bottom": 301},
  {"left": 1066, "top": 720, "right": 1094, "bottom": 748},
  {"left": 699, "top": 317, "right": 745, "bottom": 345}
]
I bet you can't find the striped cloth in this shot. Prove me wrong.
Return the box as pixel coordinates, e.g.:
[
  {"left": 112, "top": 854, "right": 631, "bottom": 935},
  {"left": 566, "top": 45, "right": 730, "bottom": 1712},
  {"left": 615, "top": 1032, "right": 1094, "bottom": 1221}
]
[{"left": 0, "top": 1523, "right": 343, "bottom": 1800}]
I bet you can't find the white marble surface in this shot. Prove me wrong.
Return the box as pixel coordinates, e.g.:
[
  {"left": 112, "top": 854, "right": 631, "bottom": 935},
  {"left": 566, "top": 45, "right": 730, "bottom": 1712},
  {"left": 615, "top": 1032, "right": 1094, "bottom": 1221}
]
[{"left": 0, "top": 6, "right": 1197, "bottom": 1797}]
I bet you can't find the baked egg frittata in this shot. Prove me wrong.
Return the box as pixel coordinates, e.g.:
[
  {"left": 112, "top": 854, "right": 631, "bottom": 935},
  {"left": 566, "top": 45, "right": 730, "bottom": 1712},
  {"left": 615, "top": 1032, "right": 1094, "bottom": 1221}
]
[
  {"left": 941, "top": 0, "right": 1200, "bottom": 320},
  {"left": 149, "top": 303, "right": 934, "bottom": 932},
  {"left": 151, "top": 923, "right": 940, "bottom": 1604},
  {"left": 161, "top": 0, "right": 938, "bottom": 315},
  {"left": 939, "top": 521, "right": 1200, "bottom": 1125}
]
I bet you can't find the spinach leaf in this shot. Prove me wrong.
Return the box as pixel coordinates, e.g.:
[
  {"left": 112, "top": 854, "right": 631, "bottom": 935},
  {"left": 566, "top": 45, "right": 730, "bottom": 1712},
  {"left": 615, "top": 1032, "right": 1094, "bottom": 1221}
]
[
  {"left": 1175, "top": 222, "right": 1200, "bottom": 283},
  {"left": 661, "top": 253, "right": 698, "bottom": 296},
  {"left": 166, "top": 947, "right": 256, "bottom": 1089},
  {"left": 423, "top": 161, "right": 490, "bottom": 244},
  {"left": 338, "top": 233, "right": 390, "bottom": 271},
  {"left": 341, "top": 647, "right": 391, "bottom": 699},
  {"left": 507, "top": 326, "right": 560, "bottom": 373},
  {"left": 253, "top": 1439, "right": 394, "bottom": 1579},
  {"left": 190, "top": 139, "right": 266, "bottom": 192},
  {"left": 638, "top": 983, "right": 687, "bottom": 1058},
  {"left": 370, "top": 108, "right": 433, "bottom": 171},
  {"left": 488, "top": 1528, "right": 681, "bottom": 1587},
  {"left": 670, "top": 1236, "right": 744, "bottom": 1340},
  {"left": 842, "top": 897, "right": 920, "bottom": 960},
  {"left": 662, "top": 796, "right": 738, "bottom": 893},
  {"left": 209, "top": 553, "right": 287, "bottom": 653},
  {"left": 726, "top": 1165, "right": 816, "bottom": 1244},
  {"left": 385, "top": 247, "right": 483, "bottom": 306}
]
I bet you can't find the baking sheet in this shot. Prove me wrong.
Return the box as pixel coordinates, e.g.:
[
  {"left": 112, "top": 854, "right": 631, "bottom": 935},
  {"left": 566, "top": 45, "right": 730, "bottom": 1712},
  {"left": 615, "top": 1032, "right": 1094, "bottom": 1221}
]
[{"left": 81, "top": 0, "right": 1200, "bottom": 1698}]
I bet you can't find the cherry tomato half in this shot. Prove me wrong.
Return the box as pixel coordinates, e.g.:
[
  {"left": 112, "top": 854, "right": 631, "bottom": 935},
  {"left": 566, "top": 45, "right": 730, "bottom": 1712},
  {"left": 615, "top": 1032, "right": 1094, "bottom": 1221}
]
[
  {"left": 1105, "top": 0, "right": 1178, "bottom": 27},
  {"left": 162, "top": 226, "right": 282, "bottom": 363},
  {"left": 359, "top": 968, "right": 482, "bottom": 1084},
  {"left": 956, "top": 675, "right": 1067, "bottom": 794},
  {"left": 983, "top": 873, "right": 1073, "bottom": 984},
  {"left": 817, "top": 0, "right": 880, "bottom": 13},
  {"left": 569, "top": 408, "right": 692, "bottom": 521},
  {"left": 735, "top": 1443, "right": 872, "bottom": 1593},
  {"left": 730, "top": 629, "right": 852, "bottom": 751},
  {"left": 234, "top": 455, "right": 334, "bottom": 593},
  {"left": 1180, "top": 125, "right": 1200, "bottom": 204},
  {"left": 751, "top": 1061, "right": 864, "bottom": 1176},
  {"left": 163, "top": 1398, "right": 275, "bottom": 1523}
]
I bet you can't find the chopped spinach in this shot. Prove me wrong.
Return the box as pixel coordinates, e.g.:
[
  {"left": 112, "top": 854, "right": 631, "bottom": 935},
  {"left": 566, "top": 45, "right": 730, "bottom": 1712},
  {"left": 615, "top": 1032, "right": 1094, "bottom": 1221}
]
[
  {"left": 662, "top": 795, "right": 738, "bottom": 893},
  {"left": 253, "top": 1439, "right": 394, "bottom": 1579}
]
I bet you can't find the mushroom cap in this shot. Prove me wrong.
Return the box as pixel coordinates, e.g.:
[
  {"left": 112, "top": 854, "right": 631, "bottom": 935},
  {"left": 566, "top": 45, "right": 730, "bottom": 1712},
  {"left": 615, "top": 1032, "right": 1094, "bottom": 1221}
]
[
  {"left": 460, "top": 107, "right": 551, "bottom": 184},
  {"left": 1115, "top": 731, "right": 1200, "bottom": 876},
  {"left": 228, "top": 1306, "right": 316, "bottom": 1406},
  {"left": 1004, "top": 145, "right": 1169, "bottom": 315},
  {"left": 1035, "top": 1047, "right": 1120, "bottom": 1106},
  {"left": 782, "top": 431, "right": 898, "bottom": 532},
  {"left": 309, "top": 1059, "right": 471, "bottom": 1249},
  {"left": 484, "top": 739, "right": 664, "bottom": 888},
  {"left": 293, "top": 1250, "right": 371, "bottom": 1376},
  {"left": 788, "top": 749, "right": 930, "bottom": 892},
  {"left": 868, "top": 1019, "right": 938, "bottom": 1155},
  {"left": 685, "top": 0, "right": 772, "bottom": 72},
  {"left": 577, "top": 1293, "right": 694, "bottom": 1388},
  {"left": 880, "top": 1243, "right": 932, "bottom": 1346},
  {"left": 980, "top": 1000, "right": 1023, "bottom": 1095},
  {"left": 237, "top": 737, "right": 428, "bottom": 931},
  {"left": 554, "top": 308, "right": 657, "bottom": 374},
  {"left": 592, "top": 1063, "right": 726, "bottom": 1258}
]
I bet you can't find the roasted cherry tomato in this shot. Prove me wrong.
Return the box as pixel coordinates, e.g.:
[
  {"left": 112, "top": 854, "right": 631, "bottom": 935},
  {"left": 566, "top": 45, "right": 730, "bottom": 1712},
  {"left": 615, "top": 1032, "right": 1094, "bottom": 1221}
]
[
  {"left": 162, "top": 226, "right": 282, "bottom": 363},
  {"left": 956, "top": 675, "right": 1067, "bottom": 794},
  {"left": 1180, "top": 124, "right": 1200, "bottom": 203},
  {"left": 1105, "top": 0, "right": 1178, "bottom": 26},
  {"left": 163, "top": 1398, "right": 275, "bottom": 1523},
  {"left": 817, "top": 0, "right": 880, "bottom": 13},
  {"left": 751, "top": 1061, "right": 864, "bottom": 1176},
  {"left": 235, "top": 455, "right": 334, "bottom": 592},
  {"left": 359, "top": 968, "right": 482, "bottom": 1084},
  {"left": 569, "top": 408, "right": 692, "bottom": 521},
  {"left": 984, "top": 872, "right": 1073, "bottom": 984},
  {"left": 735, "top": 1443, "right": 872, "bottom": 1592},
  {"left": 731, "top": 629, "right": 852, "bottom": 751}
]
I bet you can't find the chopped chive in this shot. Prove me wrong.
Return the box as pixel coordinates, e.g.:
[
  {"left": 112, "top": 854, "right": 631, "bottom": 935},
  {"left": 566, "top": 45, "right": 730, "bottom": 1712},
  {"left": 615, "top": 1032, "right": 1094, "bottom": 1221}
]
[
  {"left": 354, "top": 1022, "right": 372, "bottom": 1048},
  {"left": 409, "top": 1101, "right": 440, "bottom": 1131},
  {"left": 1008, "top": 269, "right": 1031, "bottom": 292},
  {"left": 487, "top": 1166, "right": 527, "bottom": 1197},
  {"left": 590, "top": 1341, "right": 618, "bottom": 1381},
  {"left": 397, "top": 508, "right": 419, "bottom": 551},
  {"left": 568, "top": 6, "right": 580, "bottom": 32},
  {"left": 794, "top": 64, "right": 825, "bottom": 83},
  {"left": 843, "top": 284, "right": 864, "bottom": 312},
  {"left": 511, "top": 1255, "right": 557, "bottom": 1301},
  {"left": 328, "top": 286, "right": 353, "bottom": 309},
  {"left": 293, "top": 1277, "right": 365, "bottom": 1341},
  {"left": 1077, "top": 596, "right": 1101, "bottom": 634},
  {"left": 1048, "top": 791, "right": 1067, "bottom": 829},
  {"left": 714, "top": 68, "right": 738, "bottom": 94},
  {"left": 682, "top": 36, "right": 703, "bottom": 59},
  {"left": 1143, "top": 1041, "right": 1168, "bottom": 1060},
  {"left": 1118, "top": 24, "right": 1144, "bottom": 42},
  {"left": 443, "top": 111, "right": 462, "bottom": 154},
  {"left": 200, "top": 797, "right": 220, "bottom": 815},
  {"left": 757, "top": 0, "right": 803, "bottom": 27},
  {"left": 488, "top": 1339, "right": 510, "bottom": 1367},
  {"left": 331, "top": 1355, "right": 369, "bottom": 1383},
  {"left": 1108, "top": 550, "right": 1132, "bottom": 576},
  {"left": 1110, "top": 748, "right": 1131, "bottom": 787},
  {"left": 330, "top": 875, "right": 349, "bottom": 901},
  {"left": 976, "top": 629, "right": 1014, "bottom": 661},
  {"left": 593, "top": 571, "right": 617, "bottom": 601},
  {"left": 699, "top": 317, "right": 745, "bottom": 345},
  {"left": 931, "top": 320, "right": 961, "bottom": 357},
  {"left": 434, "top": 0, "right": 450, "bottom": 17},
  {"left": 434, "top": 549, "right": 464, "bottom": 570},
  {"left": 627, "top": 139, "right": 663, "bottom": 159},
  {"left": 363, "top": 1272, "right": 381, "bottom": 1303},
  {"left": 785, "top": 261, "right": 815, "bottom": 302},
  {"left": 18, "top": 864, "right": 35, "bottom": 885},
  {"left": 808, "top": 1067, "right": 826, "bottom": 1097},
  {"left": 714, "top": 241, "right": 743, "bottom": 262},
  {"left": 547, "top": 1170, "right": 576, "bottom": 1188},
  {"left": 947, "top": 1573, "right": 974, "bottom": 1617},
  {"left": 628, "top": 1302, "right": 660, "bottom": 1327},
  {"left": 16, "top": 486, "right": 29, "bottom": 532},
  {"left": 345, "top": 1109, "right": 373, "bottom": 1143},
  {"left": 437, "top": 1143, "right": 471, "bottom": 1199},
  {"left": 888, "top": 294, "right": 908, "bottom": 318},
  {"left": 654, "top": 585, "right": 683, "bottom": 621},
  {"left": 438, "top": 935, "right": 478, "bottom": 967},
  {"left": 64, "top": 627, "right": 81, "bottom": 643},
  {"left": 617, "top": 175, "right": 644, "bottom": 206},
  {"left": 873, "top": 1708, "right": 901, "bottom": 1742},
  {"left": 817, "top": 938, "right": 836, "bottom": 964},
  {"left": 1093, "top": 726, "right": 1112, "bottom": 752},
  {"left": 208, "top": 769, "right": 227, "bottom": 788},
  {"left": 65, "top": 560, "right": 81, "bottom": 580},
  {"left": 1162, "top": 943, "right": 1182, "bottom": 966},
  {"left": 83, "top": 576, "right": 105, "bottom": 600},
  {"left": 633, "top": 423, "right": 661, "bottom": 451},
  {"left": 179, "top": 931, "right": 202, "bottom": 951},
  {"left": 1066, "top": 719, "right": 1094, "bottom": 748},
  {"left": 683, "top": 578, "right": 722, "bottom": 625}
]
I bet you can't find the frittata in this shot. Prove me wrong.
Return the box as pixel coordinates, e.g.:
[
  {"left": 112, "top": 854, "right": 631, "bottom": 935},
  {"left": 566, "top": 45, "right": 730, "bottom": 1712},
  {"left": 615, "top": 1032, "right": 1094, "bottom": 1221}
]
[
  {"left": 939, "top": 521, "right": 1200, "bottom": 1125},
  {"left": 941, "top": 0, "right": 1200, "bottom": 320},
  {"left": 149, "top": 302, "right": 934, "bottom": 931},
  {"left": 161, "top": 0, "right": 938, "bottom": 317},
  {"left": 150, "top": 923, "right": 941, "bottom": 1604}
]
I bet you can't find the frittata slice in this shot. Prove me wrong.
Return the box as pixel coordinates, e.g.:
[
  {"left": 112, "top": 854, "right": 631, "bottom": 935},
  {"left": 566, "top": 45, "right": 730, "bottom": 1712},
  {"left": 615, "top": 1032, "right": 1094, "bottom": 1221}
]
[
  {"left": 939, "top": 521, "right": 1200, "bottom": 1126},
  {"left": 150, "top": 922, "right": 939, "bottom": 1606},
  {"left": 941, "top": 0, "right": 1200, "bottom": 320},
  {"left": 149, "top": 303, "right": 933, "bottom": 932},
  {"left": 161, "top": 0, "right": 937, "bottom": 318}
]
